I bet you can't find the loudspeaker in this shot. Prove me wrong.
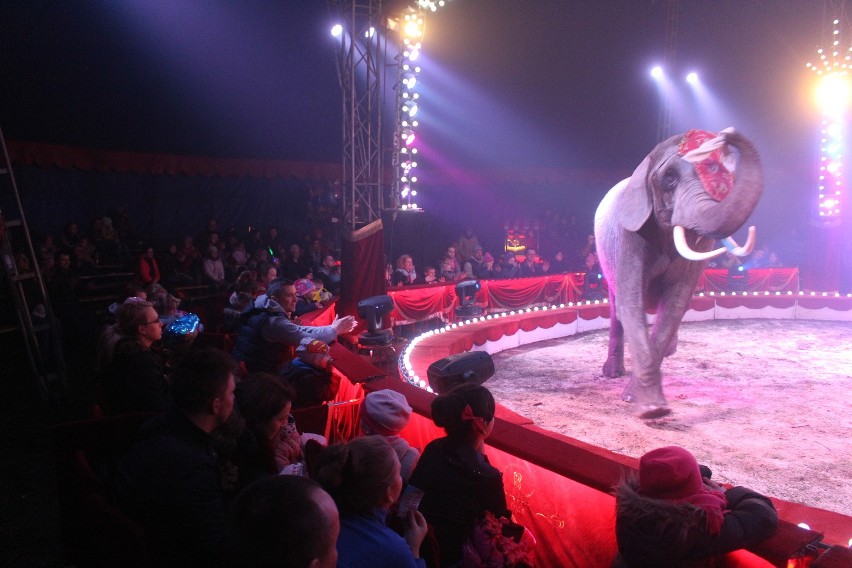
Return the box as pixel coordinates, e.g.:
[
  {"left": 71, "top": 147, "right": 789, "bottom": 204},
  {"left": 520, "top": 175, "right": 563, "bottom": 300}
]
[
  {"left": 426, "top": 351, "right": 495, "bottom": 395},
  {"left": 727, "top": 268, "right": 749, "bottom": 292}
]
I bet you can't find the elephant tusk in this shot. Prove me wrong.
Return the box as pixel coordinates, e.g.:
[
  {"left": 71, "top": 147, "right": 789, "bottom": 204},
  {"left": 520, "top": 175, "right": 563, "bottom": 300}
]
[
  {"left": 673, "top": 225, "right": 727, "bottom": 261},
  {"left": 722, "top": 226, "right": 757, "bottom": 257}
]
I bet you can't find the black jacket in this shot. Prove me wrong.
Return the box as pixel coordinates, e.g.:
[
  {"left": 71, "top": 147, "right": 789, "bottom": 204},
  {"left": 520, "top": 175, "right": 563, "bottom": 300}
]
[
  {"left": 408, "top": 437, "right": 509, "bottom": 566},
  {"left": 112, "top": 409, "right": 226, "bottom": 567},
  {"left": 612, "top": 478, "right": 778, "bottom": 568}
]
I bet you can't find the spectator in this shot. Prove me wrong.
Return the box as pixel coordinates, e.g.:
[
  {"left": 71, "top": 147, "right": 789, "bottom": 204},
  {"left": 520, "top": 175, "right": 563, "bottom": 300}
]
[
  {"left": 500, "top": 252, "right": 521, "bottom": 279},
  {"left": 160, "top": 242, "right": 194, "bottom": 290},
  {"left": 279, "top": 338, "right": 340, "bottom": 409},
  {"left": 550, "top": 250, "right": 570, "bottom": 274},
  {"left": 231, "top": 280, "right": 356, "bottom": 374},
  {"left": 479, "top": 252, "right": 497, "bottom": 279},
  {"left": 113, "top": 347, "right": 237, "bottom": 567},
  {"left": 766, "top": 250, "right": 783, "bottom": 268},
  {"left": 613, "top": 446, "right": 778, "bottom": 567},
  {"left": 293, "top": 278, "right": 323, "bottom": 317},
  {"left": 229, "top": 373, "right": 300, "bottom": 493},
  {"left": 74, "top": 236, "right": 98, "bottom": 273},
  {"left": 59, "top": 221, "right": 80, "bottom": 254},
  {"left": 392, "top": 254, "right": 419, "bottom": 286},
  {"left": 582, "top": 252, "right": 604, "bottom": 301},
  {"left": 38, "top": 234, "right": 57, "bottom": 274},
  {"left": 203, "top": 244, "right": 227, "bottom": 289},
  {"left": 306, "top": 238, "right": 325, "bottom": 274},
  {"left": 310, "top": 436, "right": 428, "bottom": 568},
  {"left": 137, "top": 245, "right": 161, "bottom": 287},
  {"left": 408, "top": 383, "right": 509, "bottom": 566},
  {"left": 195, "top": 218, "right": 219, "bottom": 250},
  {"left": 576, "top": 233, "right": 596, "bottom": 270},
  {"left": 100, "top": 298, "right": 167, "bottom": 414},
  {"left": 462, "top": 245, "right": 485, "bottom": 280},
  {"left": 519, "top": 248, "right": 541, "bottom": 277},
  {"left": 317, "top": 254, "right": 341, "bottom": 295},
  {"left": 225, "top": 475, "right": 340, "bottom": 568},
  {"left": 422, "top": 265, "right": 440, "bottom": 284},
  {"left": 229, "top": 239, "right": 250, "bottom": 278},
  {"left": 177, "top": 235, "right": 202, "bottom": 284},
  {"left": 359, "top": 389, "right": 420, "bottom": 484},
  {"left": 457, "top": 226, "right": 481, "bottom": 262},
  {"left": 281, "top": 243, "right": 311, "bottom": 281},
  {"left": 439, "top": 246, "right": 462, "bottom": 281},
  {"left": 384, "top": 262, "right": 394, "bottom": 289},
  {"left": 224, "top": 270, "right": 261, "bottom": 333}
]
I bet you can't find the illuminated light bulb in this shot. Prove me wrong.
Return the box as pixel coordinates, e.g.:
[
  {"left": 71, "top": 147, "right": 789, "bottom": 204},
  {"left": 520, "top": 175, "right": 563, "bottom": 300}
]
[
  {"left": 650, "top": 66, "right": 664, "bottom": 79},
  {"left": 330, "top": 24, "right": 343, "bottom": 37}
]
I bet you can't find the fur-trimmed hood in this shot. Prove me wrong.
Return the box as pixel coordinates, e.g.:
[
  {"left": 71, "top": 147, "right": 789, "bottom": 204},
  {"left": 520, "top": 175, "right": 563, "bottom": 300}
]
[{"left": 613, "top": 477, "right": 709, "bottom": 568}]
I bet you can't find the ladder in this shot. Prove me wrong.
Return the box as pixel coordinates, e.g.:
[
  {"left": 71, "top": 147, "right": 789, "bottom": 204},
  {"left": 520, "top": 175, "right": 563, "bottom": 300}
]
[{"left": 0, "top": 125, "right": 68, "bottom": 400}]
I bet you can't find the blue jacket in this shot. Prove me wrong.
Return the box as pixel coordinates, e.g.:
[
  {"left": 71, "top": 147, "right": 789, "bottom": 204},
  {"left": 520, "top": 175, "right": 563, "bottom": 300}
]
[{"left": 337, "top": 508, "right": 426, "bottom": 568}]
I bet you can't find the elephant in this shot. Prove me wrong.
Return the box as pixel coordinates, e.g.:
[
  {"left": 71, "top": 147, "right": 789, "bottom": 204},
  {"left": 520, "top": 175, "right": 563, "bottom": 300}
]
[{"left": 594, "top": 128, "right": 762, "bottom": 418}]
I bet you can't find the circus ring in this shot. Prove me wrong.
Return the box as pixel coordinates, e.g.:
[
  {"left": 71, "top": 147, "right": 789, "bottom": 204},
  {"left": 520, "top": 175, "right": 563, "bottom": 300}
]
[{"left": 307, "top": 279, "right": 852, "bottom": 567}]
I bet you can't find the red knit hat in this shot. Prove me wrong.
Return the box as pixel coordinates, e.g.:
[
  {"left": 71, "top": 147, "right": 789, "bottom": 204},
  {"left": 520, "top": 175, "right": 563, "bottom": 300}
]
[
  {"left": 297, "top": 338, "right": 329, "bottom": 355},
  {"left": 638, "top": 446, "right": 703, "bottom": 501}
]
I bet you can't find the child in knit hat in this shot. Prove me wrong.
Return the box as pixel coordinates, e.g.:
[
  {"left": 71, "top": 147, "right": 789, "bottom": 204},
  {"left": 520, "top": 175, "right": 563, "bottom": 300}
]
[
  {"left": 612, "top": 446, "right": 778, "bottom": 567},
  {"left": 278, "top": 338, "right": 339, "bottom": 408},
  {"left": 359, "top": 389, "right": 420, "bottom": 484}
]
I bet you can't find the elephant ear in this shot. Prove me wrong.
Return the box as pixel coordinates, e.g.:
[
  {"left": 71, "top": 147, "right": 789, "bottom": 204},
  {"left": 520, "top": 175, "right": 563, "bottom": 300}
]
[{"left": 617, "top": 155, "right": 653, "bottom": 232}]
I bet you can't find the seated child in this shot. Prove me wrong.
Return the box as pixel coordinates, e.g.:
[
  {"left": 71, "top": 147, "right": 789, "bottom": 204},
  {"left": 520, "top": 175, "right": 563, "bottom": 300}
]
[
  {"left": 359, "top": 389, "right": 420, "bottom": 484},
  {"left": 278, "top": 338, "right": 340, "bottom": 408}
]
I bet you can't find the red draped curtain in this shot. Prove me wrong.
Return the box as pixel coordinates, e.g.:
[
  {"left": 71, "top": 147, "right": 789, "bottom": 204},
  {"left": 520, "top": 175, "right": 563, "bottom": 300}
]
[{"left": 340, "top": 219, "right": 386, "bottom": 318}]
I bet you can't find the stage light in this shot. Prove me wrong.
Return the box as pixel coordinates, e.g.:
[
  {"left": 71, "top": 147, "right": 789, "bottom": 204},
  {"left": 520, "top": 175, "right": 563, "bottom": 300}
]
[
  {"left": 651, "top": 66, "right": 664, "bottom": 79},
  {"left": 330, "top": 24, "right": 343, "bottom": 37},
  {"left": 686, "top": 71, "right": 698, "bottom": 84},
  {"left": 455, "top": 280, "right": 484, "bottom": 318},
  {"left": 809, "top": 18, "right": 850, "bottom": 221},
  {"left": 815, "top": 73, "right": 851, "bottom": 115},
  {"left": 357, "top": 295, "right": 395, "bottom": 346},
  {"left": 427, "top": 351, "right": 494, "bottom": 395}
]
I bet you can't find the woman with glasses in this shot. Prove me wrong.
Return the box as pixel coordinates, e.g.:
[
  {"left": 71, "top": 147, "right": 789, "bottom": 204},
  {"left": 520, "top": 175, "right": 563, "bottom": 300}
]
[{"left": 101, "top": 297, "right": 168, "bottom": 414}]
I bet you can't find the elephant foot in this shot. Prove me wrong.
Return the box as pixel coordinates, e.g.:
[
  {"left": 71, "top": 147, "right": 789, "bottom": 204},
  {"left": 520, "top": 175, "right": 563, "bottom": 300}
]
[
  {"left": 630, "top": 380, "right": 670, "bottom": 419},
  {"left": 638, "top": 403, "right": 671, "bottom": 419},
  {"left": 603, "top": 358, "right": 626, "bottom": 378}
]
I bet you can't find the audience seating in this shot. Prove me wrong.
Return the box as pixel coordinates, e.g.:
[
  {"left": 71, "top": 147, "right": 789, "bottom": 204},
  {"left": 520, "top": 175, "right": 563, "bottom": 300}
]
[{"left": 52, "top": 412, "right": 157, "bottom": 568}]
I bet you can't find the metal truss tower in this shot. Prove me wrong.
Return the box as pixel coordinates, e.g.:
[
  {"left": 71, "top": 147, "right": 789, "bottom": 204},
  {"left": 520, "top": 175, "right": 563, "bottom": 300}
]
[
  {"left": 331, "top": 0, "right": 388, "bottom": 230},
  {"left": 657, "top": 0, "right": 678, "bottom": 142}
]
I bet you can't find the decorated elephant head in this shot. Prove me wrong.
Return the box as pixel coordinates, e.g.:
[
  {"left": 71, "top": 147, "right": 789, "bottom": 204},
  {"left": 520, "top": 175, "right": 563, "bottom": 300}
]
[{"left": 617, "top": 128, "right": 762, "bottom": 260}]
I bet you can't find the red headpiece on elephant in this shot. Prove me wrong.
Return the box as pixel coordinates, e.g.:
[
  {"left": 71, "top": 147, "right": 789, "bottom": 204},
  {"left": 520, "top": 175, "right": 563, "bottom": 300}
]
[{"left": 677, "top": 129, "right": 734, "bottom": 202}]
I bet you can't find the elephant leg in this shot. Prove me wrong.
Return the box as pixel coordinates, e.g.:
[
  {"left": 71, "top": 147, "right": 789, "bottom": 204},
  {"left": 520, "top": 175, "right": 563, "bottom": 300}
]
[
  {"left": 618, "top": 291, "right": 670, "bottom": 418},
  {"left": 649, "top": 276, "right": 696, "bottom": 362},
  {"left": 602, "top": 292, "right": 626, "bottom": 377}
]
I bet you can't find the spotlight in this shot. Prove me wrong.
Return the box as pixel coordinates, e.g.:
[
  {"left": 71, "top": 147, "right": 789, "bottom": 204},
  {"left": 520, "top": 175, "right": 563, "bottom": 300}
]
[
  {"left": 426, "top": 351, "right": 495, "bottom": 395},
  {"left": 454, "top": 280, "right": 484, "bottom": 318},
  {"left": 330, "top": 24, "right": 343, "bottom": 37},
  {"left": 650, "top": 65, "right": 664, "bottom": 79},
  {"left": 357, "top": 295, "right": 395, "bottom": 346},
  {"left": 686, "top": 71, "right": 698, "bottom": 84}
]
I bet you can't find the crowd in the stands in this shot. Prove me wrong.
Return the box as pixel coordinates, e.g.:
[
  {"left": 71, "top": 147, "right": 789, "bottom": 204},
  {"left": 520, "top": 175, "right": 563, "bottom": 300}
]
[{"left": 23, "top": 209, "right": 788, "bottom": 567}]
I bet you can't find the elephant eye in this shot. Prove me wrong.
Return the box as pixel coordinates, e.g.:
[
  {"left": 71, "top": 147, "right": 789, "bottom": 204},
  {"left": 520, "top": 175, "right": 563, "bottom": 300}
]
[{"left": 661, "top": 169, "right": 679, "bottom": 193}]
